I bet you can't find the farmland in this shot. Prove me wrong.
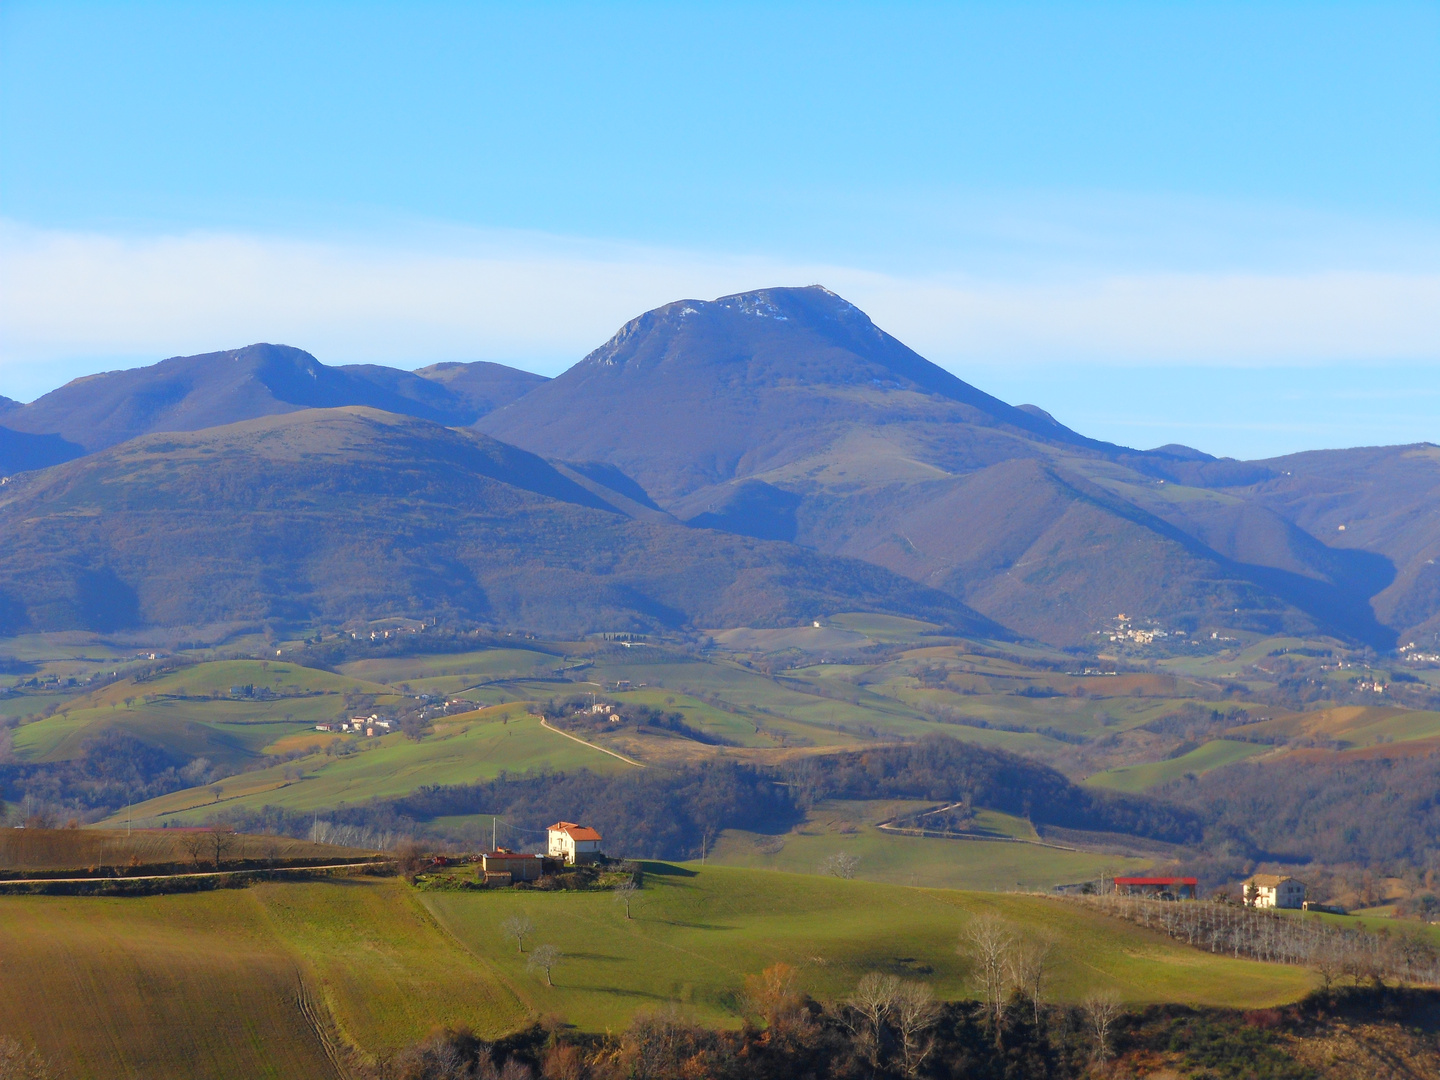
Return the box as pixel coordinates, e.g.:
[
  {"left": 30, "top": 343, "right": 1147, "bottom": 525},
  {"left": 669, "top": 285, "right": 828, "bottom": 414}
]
[
  {"left": 704, "top": 799, "right": 1152, "bottom": 891},
  {"left": 0, "top": 865, "right": 1318, "bottom": 1079},
  {"left": 7, "top": 624, "right": 1440, "bottom": 916},
  {"left": 1085, "top": 739, "right": 1271, "bottom": 793},
  {"left": 104, "top": 706, "right": 632, "bottom": 824}
]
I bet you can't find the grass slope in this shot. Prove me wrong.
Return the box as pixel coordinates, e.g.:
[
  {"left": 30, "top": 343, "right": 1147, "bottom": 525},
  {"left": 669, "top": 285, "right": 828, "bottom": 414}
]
[
  {"left": 113, "top": 707, "right": 632, "bottom": 824},
  {"left": 705, "top": 800, "right": 1152, "bottom": 892},
  {"left": 425, "top": 863, "right": 1316, "bottom": 1034},
  {"left": 1085, "top": 739, "right": 1271, "bottom": 793},
  {"left": 0, "top": 867, "right": 1316, "bottom": 1078}
]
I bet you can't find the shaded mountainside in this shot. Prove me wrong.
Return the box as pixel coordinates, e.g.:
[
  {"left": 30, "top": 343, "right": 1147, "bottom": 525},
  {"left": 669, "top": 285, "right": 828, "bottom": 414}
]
[
  {"left": 480, "top": 286, "right": 1413, "bottom": 647},
  {"left": 1242, "top": 444, "right": 1440, "bottom": 646},
  {"left": 0, "top": 343, "right": 546, "bottom": 467},
  {"left": 0, "top": 407, "right": 1000, "bottom": 637}
]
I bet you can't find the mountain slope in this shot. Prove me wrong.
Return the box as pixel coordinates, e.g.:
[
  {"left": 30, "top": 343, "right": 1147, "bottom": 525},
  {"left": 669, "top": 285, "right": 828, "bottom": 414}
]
[
  {"left": 0, "top": 407, "right": 1000, "bottom": 638},
  {"left": 0, "top": 345, "right": 545, "bottom": 458},
  {"left": 1232, "top": 444, "right": 1440, "bottom": 645},
  {"left": 479, "top": 286, "right": 1389, "bottom": 646}
]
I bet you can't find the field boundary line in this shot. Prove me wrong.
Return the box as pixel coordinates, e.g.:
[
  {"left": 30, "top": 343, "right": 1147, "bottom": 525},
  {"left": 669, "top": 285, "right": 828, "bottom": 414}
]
[
  {"left": 0, "top": 860, "right": 389, "bottom": 885},
  {"left": 539, "top": 718, "right": 645, "bottom": 767}
]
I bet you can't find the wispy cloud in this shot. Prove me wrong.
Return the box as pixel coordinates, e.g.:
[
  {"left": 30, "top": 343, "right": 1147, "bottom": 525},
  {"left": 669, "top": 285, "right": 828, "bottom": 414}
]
[{"left": 2, "top": 221, "right": 1438, "bottom": 399}]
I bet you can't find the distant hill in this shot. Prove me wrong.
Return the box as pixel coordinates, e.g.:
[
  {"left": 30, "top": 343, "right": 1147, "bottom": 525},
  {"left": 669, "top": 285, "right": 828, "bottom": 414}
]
[
  {"left": 0, "top": 344, "right": 546, "bottom": 467},
  {"left": 0, "top": 407, "right": 999, "bottom": 638},
  {"left": 479, "top": 286, "right": 1401, "bottom": 646},
  {"left": 412, "top": 360, "right": 548, "bottom": 418}
]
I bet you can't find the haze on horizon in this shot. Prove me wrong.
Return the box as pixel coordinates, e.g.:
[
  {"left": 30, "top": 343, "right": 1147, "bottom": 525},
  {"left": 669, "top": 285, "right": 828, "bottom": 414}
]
[{"left": 1, "top": 1, "right": 1437, "bottom": 459}]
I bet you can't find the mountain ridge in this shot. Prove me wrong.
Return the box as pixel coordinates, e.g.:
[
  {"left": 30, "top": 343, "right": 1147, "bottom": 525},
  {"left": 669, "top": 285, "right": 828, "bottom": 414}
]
[{"left": 0, "top": 407, "right": 1002, "bottom": 638}]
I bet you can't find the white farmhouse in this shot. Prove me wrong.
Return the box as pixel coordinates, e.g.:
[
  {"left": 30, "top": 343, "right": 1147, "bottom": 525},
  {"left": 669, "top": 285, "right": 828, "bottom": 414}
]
[
  {"left": 1244, "top": 874, "right": 1306, "bottom": 909},
  {"left": 547, "top": 821, "right": 603, "bottom": 865}
]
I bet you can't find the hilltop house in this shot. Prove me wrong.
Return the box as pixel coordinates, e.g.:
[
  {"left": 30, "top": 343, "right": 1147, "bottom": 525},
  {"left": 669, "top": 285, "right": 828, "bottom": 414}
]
[
  {"left": 547, "top": 822, "right": 603, "bottom": 864},
  {"left": 1245, "top": 874, "right": 1306, "bottom": 909}
]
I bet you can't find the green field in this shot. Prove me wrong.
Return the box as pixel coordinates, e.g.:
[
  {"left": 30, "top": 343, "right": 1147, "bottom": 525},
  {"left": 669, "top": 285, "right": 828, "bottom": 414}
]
[
  {"left": 111, "top": 707, "right": 633, "bottom": 824},
  {"left": 0, "top": 862, "right": 1325, "bottom": 1078},
  {"left": 705, "top": 799, "right": 1152, "bottom": 891},
  {"left": 1085, "top": 739, "right": 1271, "bottom": 792}
]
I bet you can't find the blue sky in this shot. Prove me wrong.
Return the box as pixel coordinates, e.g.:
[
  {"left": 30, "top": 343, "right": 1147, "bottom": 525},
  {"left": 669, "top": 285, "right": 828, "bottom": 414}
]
[{"left": 2, "top": 2, "right": 1437, "bottom": 457}]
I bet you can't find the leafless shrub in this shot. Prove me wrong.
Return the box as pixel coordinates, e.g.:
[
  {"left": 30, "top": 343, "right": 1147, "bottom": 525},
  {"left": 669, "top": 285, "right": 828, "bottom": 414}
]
[
  {"left": 0, "top": 1038, "right": 56, "bottom": 1080},
  {"left": 821, "top": 851, "right": 860, "bottom": 879}
]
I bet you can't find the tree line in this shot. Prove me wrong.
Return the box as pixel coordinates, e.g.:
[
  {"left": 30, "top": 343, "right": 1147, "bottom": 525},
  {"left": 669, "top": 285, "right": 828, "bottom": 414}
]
[
  {"left": 1076, "top": 895, "right": 1440, "bottom": 988},
  {"left": 359, "top": 969, "right": 1430, "bottom": 1080}
]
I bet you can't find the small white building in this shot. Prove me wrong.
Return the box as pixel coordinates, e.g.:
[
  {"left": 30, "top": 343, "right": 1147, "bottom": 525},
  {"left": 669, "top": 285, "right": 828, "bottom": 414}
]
[
  {"left": 547, "top": 821, "right": 603, "bottom": 865},
  {"left": 1245, "top": 874, "right": 1306, "bottom": 909}
]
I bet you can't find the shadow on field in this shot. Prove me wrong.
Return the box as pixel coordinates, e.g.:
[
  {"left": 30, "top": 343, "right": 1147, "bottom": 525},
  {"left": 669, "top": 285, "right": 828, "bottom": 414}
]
[
  {"left": 638, "top": 862, "right": 697, "bottom": 877},
  {"left": 649, "top": 918, "right": 736, "bottom": 931}
]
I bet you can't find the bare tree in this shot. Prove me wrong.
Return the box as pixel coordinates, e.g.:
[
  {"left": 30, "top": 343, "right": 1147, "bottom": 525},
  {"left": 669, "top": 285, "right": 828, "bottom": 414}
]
[
  {"left": 177, "top": 831, "right": 207, "bottom": 869},
  {"left": 613, "top": 879, "right": 639, "bottom": 919},
  {"left": 500, "top": 913, "right": 535, "bottom": 953},
  {"left": 1082, "top": 990, "right": 1122, "bottom": 1069},
  {"left": 528, "top": 943, "right": 560, "bottom": 986},
  {"left": 845, "top": 972, "right": 900, "bottom": 1072},
  {"left": 207, "top": 824, "right": 239, "bottom": 869},
  {"left": 822, "top": 851, "right": 861, "bottom": 879},
  {"left": 1009, "top": 939, "right": 1053, "bottom": 1027},
  {"left": 960, "top": 915, "right": 1015, "bottom": 1035},
  {"left": 892, "top": 980, "right": 941, "bottom": 1078},
  {"left": 1314, "top": 941, "right": 1344, "bottom": 991}
]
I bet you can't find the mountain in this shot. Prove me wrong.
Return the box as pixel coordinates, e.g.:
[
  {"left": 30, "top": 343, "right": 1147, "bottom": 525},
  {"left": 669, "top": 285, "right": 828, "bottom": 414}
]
[
  {"left": 0, "top": 407, "right": 999, "bottom": 638},
  {"left": 0, "top": 345, "right": 546, "bottom": 469},
  {"left": 479, "top": 286, "right": 1415, "bottom": 647},
  {"left": 412, "top": 361, "right": 548, "bottom": 418},
  {"left": 1241, "top": 445, "right": 1440, "bottom": 646}
]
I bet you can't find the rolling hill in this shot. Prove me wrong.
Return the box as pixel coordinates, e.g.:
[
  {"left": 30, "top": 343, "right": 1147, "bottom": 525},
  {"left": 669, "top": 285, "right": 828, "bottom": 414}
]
[{"left": 0, "top": 406, "right": 998, "bottom": 637}]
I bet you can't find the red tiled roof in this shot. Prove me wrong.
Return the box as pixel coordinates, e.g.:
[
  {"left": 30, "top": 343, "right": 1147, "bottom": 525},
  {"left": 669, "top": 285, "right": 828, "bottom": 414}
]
[
  {"left": 547, "top": 821, "right": 602, "bottom": 841},
  {"left": 1114, "top": 877, "right": 1198, "bottom": 886}
]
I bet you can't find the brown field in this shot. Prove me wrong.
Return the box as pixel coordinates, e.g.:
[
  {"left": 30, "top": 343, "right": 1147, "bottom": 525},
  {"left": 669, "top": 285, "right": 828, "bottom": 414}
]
[
  {"left": 0, "top": 878, "right": 529, "bottom": 1080},
  {"left": 0, "top": 828, "right": 371, "bottom": 873},
  {"left": 0, "top": 889, "right": 342, "bottom": 1079}
]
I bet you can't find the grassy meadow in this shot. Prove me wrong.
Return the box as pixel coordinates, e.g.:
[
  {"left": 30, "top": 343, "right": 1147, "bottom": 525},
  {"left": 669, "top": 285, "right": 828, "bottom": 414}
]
[
  {"left": 108, "top": 706, "right": 633, "bottom": 825},
  {"left": 1085, "top": 738, "right": 1271, "bottom": 792},
  {"left": 0, "top": 865, "right": 1319, "bottom": 1079},
  {"left": 704, "top": 800, "right": 1152, "bottom": 892}
]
